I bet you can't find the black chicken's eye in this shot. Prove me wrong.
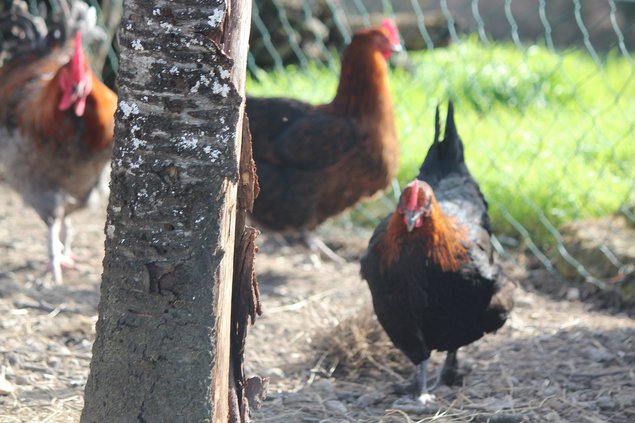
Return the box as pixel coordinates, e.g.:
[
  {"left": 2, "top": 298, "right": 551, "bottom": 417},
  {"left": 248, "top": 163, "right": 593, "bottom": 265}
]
[{"left": 424, "top": 194, "right": 432, "bottom": 208}]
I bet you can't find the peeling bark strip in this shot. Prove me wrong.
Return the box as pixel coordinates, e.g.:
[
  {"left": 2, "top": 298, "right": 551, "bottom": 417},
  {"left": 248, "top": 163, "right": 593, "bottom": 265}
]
[
  {"left": 81, "top": 1, "right": 252, "bottom": 422},
  {"left": 228, "top": 113, "right": 263, "bottom": 423}
]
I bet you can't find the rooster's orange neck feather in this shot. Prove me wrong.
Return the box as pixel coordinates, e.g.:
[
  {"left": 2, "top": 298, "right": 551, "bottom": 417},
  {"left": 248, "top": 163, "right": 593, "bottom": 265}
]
[
  {"left": 31, "top": 71, "right": 115, "bottom": 151},
  {"left": 382, "top": 197, "right": 468, "bottom": 273}
]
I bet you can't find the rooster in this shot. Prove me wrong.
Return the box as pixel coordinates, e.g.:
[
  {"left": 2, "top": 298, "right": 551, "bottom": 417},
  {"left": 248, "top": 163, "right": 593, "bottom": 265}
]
[
  {"left": 0, "top": 5, "right": 116, "bottom": 284},
  {"left": 360, "top": 102, "right": 514, "bottom": 404},
  {"left": 246, "top": 19, "right": 401, "bottom": 263}
]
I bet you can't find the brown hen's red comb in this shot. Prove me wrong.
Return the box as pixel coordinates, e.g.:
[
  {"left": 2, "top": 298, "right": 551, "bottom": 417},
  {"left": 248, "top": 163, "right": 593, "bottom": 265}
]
[{"left": 381, "top": 18, "right": 400, "bottom": 46}]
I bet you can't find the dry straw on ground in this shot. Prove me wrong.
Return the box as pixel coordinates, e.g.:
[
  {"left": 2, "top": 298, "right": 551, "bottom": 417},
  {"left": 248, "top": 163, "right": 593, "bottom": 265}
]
[
  {"left": 0, "top": 184, "right": 634, "bottom": 422},
  {"left": 303, "top": 275, "right": 635, "bottom": 423}
]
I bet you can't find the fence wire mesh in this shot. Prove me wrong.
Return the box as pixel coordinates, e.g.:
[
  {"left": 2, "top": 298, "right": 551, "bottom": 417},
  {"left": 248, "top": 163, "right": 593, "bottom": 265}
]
[
  {"left": 1, "top": 0, "right": 634, "bottom": 299},
  {"left": 247, "top": 0, "right": 635, "bottom": 299}
]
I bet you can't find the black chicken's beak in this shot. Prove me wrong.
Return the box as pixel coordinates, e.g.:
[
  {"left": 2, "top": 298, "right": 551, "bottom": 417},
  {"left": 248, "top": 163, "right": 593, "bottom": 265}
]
[{"left": 405, "top": 210, "right": 419, "bottom": 232}]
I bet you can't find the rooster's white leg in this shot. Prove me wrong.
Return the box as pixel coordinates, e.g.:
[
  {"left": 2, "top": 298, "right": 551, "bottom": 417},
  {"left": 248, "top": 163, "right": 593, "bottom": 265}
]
[
  {"left": 391, "top": 358, "right": 439, "bottom": 411},
  {"left": 47, "top": 217, "right": 65, "bottom": 284},
  {"left": 416, "top": 359, "right": 437, "bottom": 404},
  {"left": 301, "top": 231, "right": 346, "bottom": 265},
  {"left": 60, "top": 217, "right": 77, "bottom": 264}
]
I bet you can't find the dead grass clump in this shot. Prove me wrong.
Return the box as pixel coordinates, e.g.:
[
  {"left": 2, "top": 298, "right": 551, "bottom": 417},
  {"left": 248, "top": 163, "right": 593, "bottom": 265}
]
[{"left": 311, "top": 304, "right": 412, "bottom": 381}]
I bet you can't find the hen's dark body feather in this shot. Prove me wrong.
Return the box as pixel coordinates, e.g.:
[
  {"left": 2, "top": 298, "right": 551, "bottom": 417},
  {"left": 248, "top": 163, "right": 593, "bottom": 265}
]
[
  {"left": 248, "top": 96, "right": 391, "bottom": 231},
  {"left": 361, "top": 103, "right": 513, "bottom": 368}
]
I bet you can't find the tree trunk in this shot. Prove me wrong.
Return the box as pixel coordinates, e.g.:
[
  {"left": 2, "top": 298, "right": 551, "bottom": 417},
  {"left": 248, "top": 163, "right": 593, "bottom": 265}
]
[{"left": 81, "top": 0, "right": 252, "bottom": 422}]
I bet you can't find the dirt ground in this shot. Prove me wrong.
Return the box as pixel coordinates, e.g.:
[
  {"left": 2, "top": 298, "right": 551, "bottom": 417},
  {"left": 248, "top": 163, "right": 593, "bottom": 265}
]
[{"left": 0, "top": 183, "right": 633, "bottom": 423}]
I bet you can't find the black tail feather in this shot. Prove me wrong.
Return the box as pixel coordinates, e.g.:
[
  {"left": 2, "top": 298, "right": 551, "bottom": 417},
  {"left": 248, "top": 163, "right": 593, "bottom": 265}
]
[
  {"left": 439, "top": 100, "right": 464, "bottom": 164},
  {"left": 0, "top": 0, "right": 72, "bottom": 63},
  {"left": 444, "top": 101, "right": 457, "bottom": 145},
  {"left": 433, "top": 104, "right": 441, "bottom": 146},
  {"left": 0, "top": 3, "right": 46, "bottom": 60},
  {"left": 419, "top": 101, "right": 466, "bottom": 180}
]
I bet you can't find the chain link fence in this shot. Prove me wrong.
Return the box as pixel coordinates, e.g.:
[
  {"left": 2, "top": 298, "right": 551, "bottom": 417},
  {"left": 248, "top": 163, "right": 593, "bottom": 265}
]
[
  {"left": 2, "top": 0, "right": 634, "bottom": 300},
  {"left": 249, "top": 0, "right": 635, "bottom": 300}
]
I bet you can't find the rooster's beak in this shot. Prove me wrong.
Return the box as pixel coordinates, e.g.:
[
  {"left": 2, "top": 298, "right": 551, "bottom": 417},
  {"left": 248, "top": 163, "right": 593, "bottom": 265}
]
[{"left": 392, "top": 44, "right": 403, "bottom": 53}]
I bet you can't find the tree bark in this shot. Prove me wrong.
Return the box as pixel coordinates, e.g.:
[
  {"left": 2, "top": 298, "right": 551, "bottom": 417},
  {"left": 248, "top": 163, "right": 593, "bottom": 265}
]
[
  {"left": 228, "top": 115, "right": 262, "bottom": 422},
  {"left": 81, "top": 0, "right": 252, "bottom": 422}
]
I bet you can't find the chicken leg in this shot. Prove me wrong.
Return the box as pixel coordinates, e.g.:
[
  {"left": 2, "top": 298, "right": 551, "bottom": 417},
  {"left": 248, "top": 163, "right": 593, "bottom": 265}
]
[
  {"left": 440, "top": 350, "right": 459, "bottom": 386},
  {"left": 47, "top": 216, "right": 65, "bottom": 284},
  {"left": 391, "top": 358, "right": 441, "bottom": 409},
  {"left": 45, "top": 215, "right": 76, "bottom": 284},
  {"left": 301, "top": 231, "right": 346, "bottom": 266},
  {"left": 416, "top": 359, "right": 437, "bottom": 404},
  {"left": 60, "top": 217, "right": 77, "bottom": 262}
]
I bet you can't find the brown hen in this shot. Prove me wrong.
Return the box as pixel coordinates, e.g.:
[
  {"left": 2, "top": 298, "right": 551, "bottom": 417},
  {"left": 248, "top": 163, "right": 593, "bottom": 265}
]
[{"left": 246, "top": 19, "right": 401, "bottom": 263}]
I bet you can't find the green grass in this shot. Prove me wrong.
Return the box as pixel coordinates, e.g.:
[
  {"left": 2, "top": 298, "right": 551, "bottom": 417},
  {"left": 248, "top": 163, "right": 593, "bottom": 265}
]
[{"left": 247, "top": 37, "right": 635, "bottom": 246}]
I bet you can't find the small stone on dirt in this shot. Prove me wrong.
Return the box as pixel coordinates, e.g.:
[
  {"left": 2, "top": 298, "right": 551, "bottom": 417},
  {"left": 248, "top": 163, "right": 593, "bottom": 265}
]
[
  {"left": 544, "top": 411, "right": 561, "bottom": 421},
  {"left": 261, "top": 367, "right": 284, "bottom": 377},
  {"left": 583, "top": 346, "right": 614, "bottom": 362},
  {"left": 0, "top": 367, "right": 15, "bottom": 395},
  {"left": 566, "top": 288, "right": 580, "bottom": 301},
  {"left": 324, "top": 399, "right": 347, "bottom": 413},
  {"left": 283, "top": 392, "right": 314, "bottom": 404},
  {"left": 313, "top": 378, "right": 335, "bottom": 393},
  {"left": 355, "top": 393, "right": 382, "bottom": 407},
  {"left": 543, "top": 386, "right": 559, "bottom": 396},
  {"left": 596, "top": 396, "right": 616, "bottom": 410}
]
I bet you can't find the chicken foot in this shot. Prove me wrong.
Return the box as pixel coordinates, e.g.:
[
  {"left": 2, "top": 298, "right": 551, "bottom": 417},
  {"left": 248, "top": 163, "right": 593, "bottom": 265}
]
[
  {"left": 413, "top": 350, "right": 460, "bottom": 404},
  {"left": 60, "top": 217, "right": 76, "bottom": 260},
  {"left": 44, "top": 216, "right": 76, "bottom": 284},
  {"left": 392, "top": 358, "right": 440, "bottom": 410},
  {"left": 46, "top": 216, "right": 65, "bottom": 284},
  {"left": 301, "top": 231, "right": 346, "bottom": 266},
  {"left": 416, "top": 358, "right": 438, "bottom": 404}
]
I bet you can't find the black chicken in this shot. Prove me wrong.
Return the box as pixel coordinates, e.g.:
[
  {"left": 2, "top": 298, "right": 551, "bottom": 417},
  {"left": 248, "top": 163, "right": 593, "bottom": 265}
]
[{"left": 360, "top": 102, "right": 514, "bottom": 403}]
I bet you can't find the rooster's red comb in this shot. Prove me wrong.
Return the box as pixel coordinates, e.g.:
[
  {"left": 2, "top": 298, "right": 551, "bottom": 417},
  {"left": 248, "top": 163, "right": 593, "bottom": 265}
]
[{"left": 71, "top": 32, "right": 86, "bottom": 79}]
